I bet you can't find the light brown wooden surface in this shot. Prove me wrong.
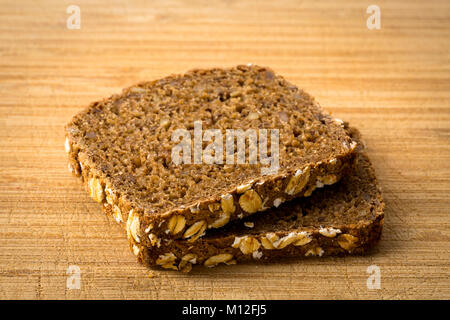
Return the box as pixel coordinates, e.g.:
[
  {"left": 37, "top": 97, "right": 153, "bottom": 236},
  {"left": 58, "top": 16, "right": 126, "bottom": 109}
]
[{"left": 0, "top": 0, "right": 449, "bottom": 300}]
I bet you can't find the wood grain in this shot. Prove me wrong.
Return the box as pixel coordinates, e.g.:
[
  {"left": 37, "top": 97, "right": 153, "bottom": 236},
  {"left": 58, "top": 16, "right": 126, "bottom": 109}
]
[{"left": 0, "top": 0, "right": 449, "bottom": 299}]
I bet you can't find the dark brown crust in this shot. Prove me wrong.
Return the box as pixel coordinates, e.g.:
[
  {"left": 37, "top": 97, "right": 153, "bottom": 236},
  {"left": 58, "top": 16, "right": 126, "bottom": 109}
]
[
  {"left": 65, "top": 65, "right": 357, "bottom": 243},
  {"left": 123, "top": 127, "right": 384, "bottom": 272}
]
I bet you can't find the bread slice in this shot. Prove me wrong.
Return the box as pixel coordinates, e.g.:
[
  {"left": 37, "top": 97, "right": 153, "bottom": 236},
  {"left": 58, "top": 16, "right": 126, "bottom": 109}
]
[
  {"left": 65, "top": 65, "right": 357, "bottom": 245},
  {"left": 123, "top": 127, "right": 384, "bottom": 272}
]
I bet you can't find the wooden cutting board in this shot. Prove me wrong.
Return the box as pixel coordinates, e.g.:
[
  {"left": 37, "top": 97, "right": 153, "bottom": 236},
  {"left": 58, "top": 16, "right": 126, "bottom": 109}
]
[{"left": 0, "top": 0, "right": 448, "bottom": 299}]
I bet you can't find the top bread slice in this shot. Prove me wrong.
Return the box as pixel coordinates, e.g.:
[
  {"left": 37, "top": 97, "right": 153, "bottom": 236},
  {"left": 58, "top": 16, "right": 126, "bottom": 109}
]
[{"left": 65, "top": 65, "right": 357, "bottom": 244}]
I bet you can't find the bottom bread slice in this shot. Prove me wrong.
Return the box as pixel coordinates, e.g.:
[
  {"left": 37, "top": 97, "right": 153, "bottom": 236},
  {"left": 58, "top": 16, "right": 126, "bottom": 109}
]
[{"left": 114, "top": 127, "right": 384, "bottom": 272}]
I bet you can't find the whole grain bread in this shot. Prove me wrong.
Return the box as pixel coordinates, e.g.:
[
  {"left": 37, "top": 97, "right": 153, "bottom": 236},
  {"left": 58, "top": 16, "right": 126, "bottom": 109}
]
[
  {"left": 123, "top": 127, "right": 384, "bottom": 272},
  {"left": 65, "top": 65, "right": 357, "bottom": 244}
]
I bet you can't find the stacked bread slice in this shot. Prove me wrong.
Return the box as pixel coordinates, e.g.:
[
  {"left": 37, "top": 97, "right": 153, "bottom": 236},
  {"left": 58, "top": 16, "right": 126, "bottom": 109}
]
[{"left": 65, "top": 65, "right": 384, "bottom": 272}]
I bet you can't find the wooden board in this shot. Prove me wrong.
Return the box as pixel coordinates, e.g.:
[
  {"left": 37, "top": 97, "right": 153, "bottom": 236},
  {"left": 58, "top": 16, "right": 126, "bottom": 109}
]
[{"left": 0, "top": 0, "right": 449, "bottom": 299}]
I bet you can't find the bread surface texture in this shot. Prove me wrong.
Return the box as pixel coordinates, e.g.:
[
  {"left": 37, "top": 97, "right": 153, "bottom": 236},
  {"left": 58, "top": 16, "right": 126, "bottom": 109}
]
[{"left": 65, "top": 65, "right": 357, "bottom": 243}]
